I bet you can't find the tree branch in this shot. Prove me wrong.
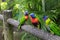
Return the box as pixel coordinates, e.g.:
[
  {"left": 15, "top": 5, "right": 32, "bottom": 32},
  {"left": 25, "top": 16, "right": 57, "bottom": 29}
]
[{"left": 0, "top": 14, "right": 60, "bottom": 40}]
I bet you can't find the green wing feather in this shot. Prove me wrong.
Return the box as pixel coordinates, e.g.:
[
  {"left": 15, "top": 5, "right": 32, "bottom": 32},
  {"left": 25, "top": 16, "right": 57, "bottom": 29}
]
[
  {"left": 18, "top": 16, "right": 26, "bottom": 30},
  {"left": 49, "top": 21, "right": 60, "bottom": 36}
]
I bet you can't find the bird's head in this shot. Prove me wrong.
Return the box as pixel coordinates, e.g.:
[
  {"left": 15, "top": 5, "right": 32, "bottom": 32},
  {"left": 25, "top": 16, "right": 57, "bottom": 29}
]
[
  {"left": 24, "top": 11, "right": 29, "bottom": 20},
  {"left": 43, "top": 16, "right": 48, "bottom": 21},
  {"left": 24, "top": 11, "right": 28, "bottom": 16},
  {"left": 30, "top": 13, "right": 36, "bottom": 18}
]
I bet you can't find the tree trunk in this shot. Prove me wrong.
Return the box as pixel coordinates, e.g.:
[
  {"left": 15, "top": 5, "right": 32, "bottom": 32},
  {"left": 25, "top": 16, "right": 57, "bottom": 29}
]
[
  {"left": 3, "top": 10, "right": 13, "bottom": 40},
  {"left": 42, "top": 0, "right": 45, "bottom": 12}
]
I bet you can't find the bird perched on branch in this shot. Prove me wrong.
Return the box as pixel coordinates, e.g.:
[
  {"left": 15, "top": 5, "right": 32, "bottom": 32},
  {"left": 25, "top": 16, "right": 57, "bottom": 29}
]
[
  {"left": 43, "top": 16, "right": 51, "bottom": 31},
  {"left": 43, "top": 16, "right": 60, "bottom": 36},
  {"left": 18, "top": 11, "right": 29, "bottom": 30},
  {"left": 30, "top": 13, "right": 41, "bottom": 29}
]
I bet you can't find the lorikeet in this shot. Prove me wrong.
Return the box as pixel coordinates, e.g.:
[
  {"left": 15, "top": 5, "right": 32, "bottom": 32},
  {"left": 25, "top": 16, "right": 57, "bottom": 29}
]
[
  {"left": 18, "top": 11, "right": 29, "bottom": 30},
  {"left": 43, "top": 16, "right": 60, "bottom": 36},
  {"left": 30, "top": 13, "right": 41, "bottom": 29}
]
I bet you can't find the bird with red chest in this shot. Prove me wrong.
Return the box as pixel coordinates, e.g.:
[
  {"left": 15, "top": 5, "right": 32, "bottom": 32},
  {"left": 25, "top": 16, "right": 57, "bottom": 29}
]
[
  {"left": 30, "top": 13, "right": 41, "bottom": 29},
  {"left": 24, "top": 11, "right": 29, "bottom": 20},
  {"left": 18, "top": 11, "right": 29, "bottom": 30}
]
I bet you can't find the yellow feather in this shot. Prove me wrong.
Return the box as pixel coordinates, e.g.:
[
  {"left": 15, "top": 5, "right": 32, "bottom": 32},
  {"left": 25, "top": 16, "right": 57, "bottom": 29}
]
[{"left": 46, "top": 18, "right": 51, "bottom": 25}]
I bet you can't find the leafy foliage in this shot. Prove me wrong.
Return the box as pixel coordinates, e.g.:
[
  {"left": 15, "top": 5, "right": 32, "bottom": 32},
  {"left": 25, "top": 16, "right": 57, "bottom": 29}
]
[
  {"left": 1, "top": 0, "right": 60, "bottom": 39},
  {"left": 1, "top": 2, "right": 8, "bottom": 10}
]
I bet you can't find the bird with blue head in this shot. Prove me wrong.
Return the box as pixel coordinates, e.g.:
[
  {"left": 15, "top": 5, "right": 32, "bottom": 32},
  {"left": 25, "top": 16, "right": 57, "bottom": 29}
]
[
  {"left": 43, "top": 16, "right": 48, "bottom": 21},
  {"left": 30, "top": 13, "right": 41, "bottom": 29},
  {"left": 18, "top": 11, "right": 29, "bottom": 30},
  {"left": 30, "top": 13, "right": 36, "bottom": 18}
]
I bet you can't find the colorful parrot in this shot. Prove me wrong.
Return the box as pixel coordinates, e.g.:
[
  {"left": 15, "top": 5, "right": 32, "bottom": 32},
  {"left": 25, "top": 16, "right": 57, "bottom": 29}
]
[
  {"left": 30, "top": 13, "right": 41, "bottom": 29},
  {"left": 18, "top": 11, "right": 29, "bottom": 30},
  {"left": 43, "top": 16, "right": 60, "bottom": 36}
]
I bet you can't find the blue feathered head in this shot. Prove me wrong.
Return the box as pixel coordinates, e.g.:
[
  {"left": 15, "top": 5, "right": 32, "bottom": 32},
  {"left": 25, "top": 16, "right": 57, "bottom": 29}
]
[
  {"left": 30, "top": 13, "right": 35, "bottom": 18},
  {"left": 24, "top": 11, "right": 28, "bottom": 15},
  {"left": 43, "top": 16, "right": 48, "bottom": 21}
]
